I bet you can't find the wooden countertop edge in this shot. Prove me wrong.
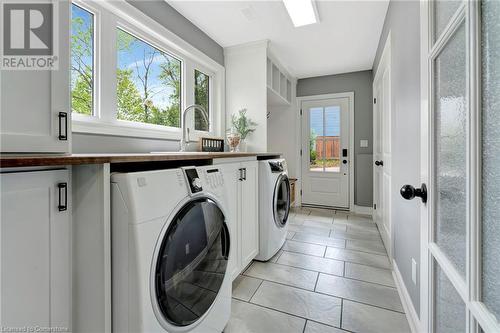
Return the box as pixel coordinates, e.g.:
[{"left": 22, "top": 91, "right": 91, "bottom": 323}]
[{"left": 0, "top": 152, "right": 282, "bottom": 168}]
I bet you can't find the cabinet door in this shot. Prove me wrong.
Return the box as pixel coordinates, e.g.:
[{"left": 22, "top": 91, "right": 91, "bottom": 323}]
[
  {"left": 240, "top": 161, "right": 259, "bottom": 267},
  {"left": 0, "top": 0, "right": 71, "bottom": 153},
  {"left": 218, "top": 164, "right": 241, "bottom": 280},
  {"left": 0, "top": 169, "right": 71, "bottom": 330}
]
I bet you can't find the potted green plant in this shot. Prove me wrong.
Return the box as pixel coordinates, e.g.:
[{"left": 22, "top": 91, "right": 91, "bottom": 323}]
[{"left": 228, "top": 109, "right": 257, "bottom": 152}]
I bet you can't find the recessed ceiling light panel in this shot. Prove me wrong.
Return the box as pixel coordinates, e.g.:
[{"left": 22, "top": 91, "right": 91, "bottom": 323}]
[{"left": 282, "top": 0, "right": 319, "bottom": 27}]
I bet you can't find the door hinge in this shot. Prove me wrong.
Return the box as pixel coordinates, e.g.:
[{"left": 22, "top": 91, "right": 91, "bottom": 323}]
[
  {"left": 373, "top": 203, "right": 377, "bottom": 210},
  {"left": 300, "top": 189, "right": 302, "bottom": 196},
  {"left": 373, "top": 98, "right": 377, "bottom": 104},
  {"left": 300, "top": 149, "right": 302, "bottom": 156},
  {"left": 300, "top": 109, "right": 303, "bottom": 116}
]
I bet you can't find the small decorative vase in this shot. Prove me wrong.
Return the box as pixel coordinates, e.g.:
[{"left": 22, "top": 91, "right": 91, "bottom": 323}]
[
  {"left": 226, "top": 132, "right": 241, "bottom": 152},
  {"left": 239, "top": 139, "right": 247, "bottom": 152}
]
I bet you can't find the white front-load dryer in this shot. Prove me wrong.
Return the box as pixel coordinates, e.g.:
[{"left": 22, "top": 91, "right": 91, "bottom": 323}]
[
  {"left": 254, "top": 159, "right": 291, "bottom": 261},
  {"left": 111, "top": 166, "right": 233, "bottom": 333}
]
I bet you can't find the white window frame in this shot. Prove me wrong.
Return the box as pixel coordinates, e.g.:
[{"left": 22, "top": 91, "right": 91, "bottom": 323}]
[
  {"left": 192, "top": 65, "right": 214, "bottom": 134},
  {"left": 70, "top": 0, "right": 100, "bottom": 119},
  {"left": 71, "top": 0, "right": 225, "bottom": 141}
]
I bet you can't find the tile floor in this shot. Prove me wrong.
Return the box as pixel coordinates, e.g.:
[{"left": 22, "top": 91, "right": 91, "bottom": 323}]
[{"left": 225, "top": 207, "right": 411, "bottom": 333}]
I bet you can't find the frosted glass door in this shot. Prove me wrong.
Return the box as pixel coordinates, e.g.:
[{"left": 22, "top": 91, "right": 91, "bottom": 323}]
[
  {"left": 422, "top": 1, "right": 500, "bottom": 332},
  {"left": 481, "top": 0, "right": 500, "bottom": 325},
  {"left": 428, "top": 1, "right": 468, "bottom": 332}
]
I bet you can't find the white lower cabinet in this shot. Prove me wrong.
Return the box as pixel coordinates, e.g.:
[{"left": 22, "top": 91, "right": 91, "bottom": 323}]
[
  {"left": 0, "top": 169, "right": 71, "bottom": 331},
  {"left": 218, "top": 160, "right": 259, "bottom": 279}
]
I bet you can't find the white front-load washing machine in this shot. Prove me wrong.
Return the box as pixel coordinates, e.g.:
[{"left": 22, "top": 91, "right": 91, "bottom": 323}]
[
  {"left": 111, "top": 166, "right": 233, "bottom": 333},
  {"left": 254, "top": 159, "right": 291, "bottom": 261}
]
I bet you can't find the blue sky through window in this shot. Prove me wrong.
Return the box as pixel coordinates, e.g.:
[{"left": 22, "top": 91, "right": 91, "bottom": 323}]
[
  {"left": 117, "top": 29, "right": 180, "bottom": 110},
  {"left": 310, "top": 106, "right": 340, "bottom": 136}
]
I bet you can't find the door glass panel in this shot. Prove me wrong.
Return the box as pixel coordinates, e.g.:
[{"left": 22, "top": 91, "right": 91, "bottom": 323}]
[
  {"left": 324, "top": 106, "right": 341, "bottom": 173},
  {"left": 274, "top": 175, "right": 290, "bottom": 227},
  {"left": 481, "top": 0, "right": 500, "bottom": 321},
  {"left": 154, "top": 198, "right": 229, "bottom": 327},
  {"left": 434, "top": 22, "right": 467, "bottom": 277},
  {"left": 434, "top": 0, "right": 462, "bottom": 42},
  {"left": 309, "top": 107, "right": 324, "bottom": 172},
  {"left": 434, "top": 261, "right": 466, "bottom": 333}
]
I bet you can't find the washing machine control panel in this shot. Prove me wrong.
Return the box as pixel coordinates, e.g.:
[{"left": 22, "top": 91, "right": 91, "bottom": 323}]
[
  {"left": 269, "top": 161, "right": 284, "bottom": 172},
  {"left": 184, "top": 168, "right": 203, "bottom": 193}
]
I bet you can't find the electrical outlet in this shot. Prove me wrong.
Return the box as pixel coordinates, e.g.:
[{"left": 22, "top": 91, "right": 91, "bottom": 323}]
[{"left": 411, "top": 258, "right": 417, "bottom": 285}]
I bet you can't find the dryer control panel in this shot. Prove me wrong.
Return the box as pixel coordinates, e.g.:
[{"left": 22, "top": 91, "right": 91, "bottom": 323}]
[
  {"left": 184, "top": 168, "right": 203, "bottom": 193},
  {"left": 203, "top": 168, "right": 224, "bottom": 190}
]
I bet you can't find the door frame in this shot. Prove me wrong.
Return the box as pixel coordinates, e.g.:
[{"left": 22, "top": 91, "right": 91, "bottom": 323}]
[
  {"left": 372, "top": 31, "right": 392, "bottom": 260},
  {"left": 419, "top": 1, "right": 500, "bottom": 332},
  {"left": 296, "top": 92, "right": 355, "bottom": 211}
]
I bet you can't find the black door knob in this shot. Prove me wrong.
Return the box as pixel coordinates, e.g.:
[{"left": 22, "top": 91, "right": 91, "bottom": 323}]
[
  {"left": 342, "top": 159, "right": 347, "bottom": 164},
  {"left": 375, "top": 160, "right": 384, "bottom": 166},
  {"left": 400, "top": 183, "right": 427, "bottom": 203}
]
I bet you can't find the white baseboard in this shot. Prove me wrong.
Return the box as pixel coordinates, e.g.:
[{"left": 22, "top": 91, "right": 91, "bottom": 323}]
[
  {"left": 353, "top": 205, "right": 373, "bottom": 216},
  {"left": 393, "top": 262, "right": 422, "bottom": 333}
]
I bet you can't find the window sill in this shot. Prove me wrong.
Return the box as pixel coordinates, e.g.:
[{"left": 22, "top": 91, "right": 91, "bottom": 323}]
[{"left": 72, "top": 118, "right": 182, "bottom": 141}]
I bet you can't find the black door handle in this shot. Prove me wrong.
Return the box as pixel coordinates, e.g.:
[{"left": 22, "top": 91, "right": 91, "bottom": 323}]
[
  {"left": 342, "top": 160, "right": 347, "bottom": 164},
  {"left": 400, "top": 183, "right": 427, "bottom": 203},
  {"left": 375, "top": 160, "right": 384, "bottom": 166}
]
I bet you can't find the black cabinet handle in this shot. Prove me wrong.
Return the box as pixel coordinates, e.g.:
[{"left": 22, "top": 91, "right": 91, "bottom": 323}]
[
  {"left": 58, "top": 112, "right": 68, "bottom": 140},
  {"left": 243, "top": 168, "right": 247, "bottom": 180},
  {"left": 238, "top": 168, "right": 243, "bottom": 181},
  {"left": 58, "top": 182, "right": 68, "bottom": 211},
  {"left": 400, "top": 183, "right": 427, "bottom": 203},
  {"left": 375, "top": 160, "right": 384, "bottom": 166}
]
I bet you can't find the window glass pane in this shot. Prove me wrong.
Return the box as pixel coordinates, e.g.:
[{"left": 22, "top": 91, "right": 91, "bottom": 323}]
[
  {"left": 481, "top": 0, "right": 500, "bottom": 321},
  {"left": 324, "top": 106, "right": 341, "bottom": 173},
  {"left": 116, "top": 29, "right": 181, "bottom": 127},
  {"left": 434, "top": 22, "right": 467, "bottom": 277},
  {"left": 194, "top": 70, "right": 209, "bottom": 131},
  {"left": 309, "top": 107, "right": 323, "bottom": 172},
  {"left": 434, "top": 0, "right": 462, "bottom": 42},
  {"left": 71, "top": 4, "right": 94, "bottom": 116},
  {"left": 434, "top": 261, "right": 466, "bottom": 333}
]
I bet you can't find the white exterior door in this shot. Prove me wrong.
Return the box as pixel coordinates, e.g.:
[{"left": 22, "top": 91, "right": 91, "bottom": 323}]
[
  {"left": 419, "top": 1, "right": 500, "bottom": 332},
  {"left": 373, "top": 38, "right": 392, "bottom": 259},
  {"left": 301, "top": 96, "right": 350, "bottom": 208}
]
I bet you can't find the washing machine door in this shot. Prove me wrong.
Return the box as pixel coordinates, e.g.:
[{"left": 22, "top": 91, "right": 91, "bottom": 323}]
[
  {"left": 273, "top": 174, "right": 291, "bottom": 228},
  {"left": 153, "top": 197, "right": 230, "bottom": 329}
]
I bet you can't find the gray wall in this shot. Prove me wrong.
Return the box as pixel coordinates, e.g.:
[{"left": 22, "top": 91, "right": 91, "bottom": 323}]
[
  {"left": 297, "top": 70, "right": 373, "bottom": 207},
  {"left": 127, "top": 0, "right": 224, "bottom": 66},
  {"left": 373, "top": 0, "right": 421, "bottom": 314},
  {"left": 73, "top": 1, "right": 224, "bottom": 153}
]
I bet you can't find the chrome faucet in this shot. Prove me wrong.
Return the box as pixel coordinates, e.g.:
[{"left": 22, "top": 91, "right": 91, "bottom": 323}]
[{"left": 180, "top": 104, "right": 209, "bottom": 151}]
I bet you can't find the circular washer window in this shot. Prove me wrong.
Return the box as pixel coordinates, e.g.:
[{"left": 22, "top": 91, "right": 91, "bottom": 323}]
[
  {"left": 153, "top": 198, "right": 230, "bottom": 327},
  {"left": 273, "top": 174, "right": 291, "bottom": 228}
]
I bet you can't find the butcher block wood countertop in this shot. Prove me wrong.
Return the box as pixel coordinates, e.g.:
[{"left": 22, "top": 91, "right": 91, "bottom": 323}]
[{"left": 0, "top": 152, "right": 281, "bottom": 168}]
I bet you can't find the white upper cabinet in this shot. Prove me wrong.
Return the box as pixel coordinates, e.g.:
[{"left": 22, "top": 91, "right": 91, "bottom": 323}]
[{"left": 0, "top": 0, "right": 71, "bottom": 153}]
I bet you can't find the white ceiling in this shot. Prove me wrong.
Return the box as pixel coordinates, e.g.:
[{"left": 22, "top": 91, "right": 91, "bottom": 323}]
[{"left": 168, "top": 0, "right": 389, "bottom": 78}]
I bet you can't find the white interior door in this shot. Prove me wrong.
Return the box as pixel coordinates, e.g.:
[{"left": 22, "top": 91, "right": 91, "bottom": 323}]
[
  {"left": 419, "top": 1, "right": 500, "bottom": 332},
  {"left": 373, "top": 38, "right": 392, "bottom": 258},
  {"left": 301, "top": 97, "right": 350, "bottom": 208}
]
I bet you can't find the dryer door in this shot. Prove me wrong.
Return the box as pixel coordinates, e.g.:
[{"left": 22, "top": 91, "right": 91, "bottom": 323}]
[
  {"left": 153, "top": 197, "right": 230, "bottom": 328},
  {"left": 273, "top": 174, "right": 291, "bottom": 228}
]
